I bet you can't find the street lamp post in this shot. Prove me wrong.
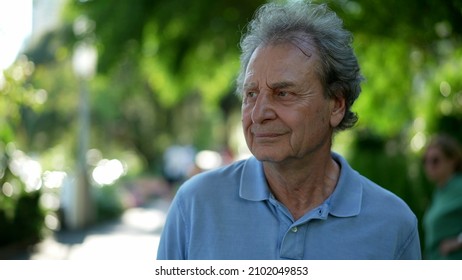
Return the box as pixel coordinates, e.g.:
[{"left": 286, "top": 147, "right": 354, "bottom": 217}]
[{"left": 69, "top": 41, "right": 97, "bottom": 229}]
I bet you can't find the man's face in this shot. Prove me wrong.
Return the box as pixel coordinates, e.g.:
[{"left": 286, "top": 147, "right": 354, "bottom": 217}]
[{"left": 241, "top": 42, "right": 344, "bottom": 164}]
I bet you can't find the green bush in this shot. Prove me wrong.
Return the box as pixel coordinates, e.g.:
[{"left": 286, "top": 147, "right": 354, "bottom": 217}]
[
  {"left": 93, "top": 183, "right": 125, "bottom": 223},
  {"left": 0, "top": 160, "right": 45, "bottom": 248}
]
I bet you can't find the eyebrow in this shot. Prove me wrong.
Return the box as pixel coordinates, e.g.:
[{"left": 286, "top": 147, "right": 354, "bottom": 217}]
[
  {"left": 243, "top": 82, "right": 257, "bottom": 90},
  {"left": 243, "top": 81, "right": 296, "bottom": 90},
  {"left": 267, "top": 81, "right": 296, "bottom": 90}
]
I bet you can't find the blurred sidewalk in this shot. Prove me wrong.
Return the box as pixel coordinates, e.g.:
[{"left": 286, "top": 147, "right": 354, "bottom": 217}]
[{"left": 28, "top": 197, "right": 170, "bottom": 260}]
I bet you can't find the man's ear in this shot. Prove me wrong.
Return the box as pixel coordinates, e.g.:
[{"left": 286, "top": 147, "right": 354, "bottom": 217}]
[{"left": 329, "top": 91, "right": 346, "bottom": 128}]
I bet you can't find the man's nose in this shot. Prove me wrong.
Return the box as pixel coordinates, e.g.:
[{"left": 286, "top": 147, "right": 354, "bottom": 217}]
[{"left": 251, "top": 93, "right": 277, "bottom": 124}]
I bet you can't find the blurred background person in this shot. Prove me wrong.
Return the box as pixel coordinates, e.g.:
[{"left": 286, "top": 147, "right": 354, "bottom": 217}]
[
  {"left": 422, "top": 133, "right": 462, "bottom": 259},
  {"left": 162, "top": 145, "right": 196, "bottom": 189}
]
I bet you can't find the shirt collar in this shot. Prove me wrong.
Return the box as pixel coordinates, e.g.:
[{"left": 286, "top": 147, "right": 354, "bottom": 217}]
[
  {"left": 239, "top": 156, "right": 271, "bottom": 201},
  {"left": 239, "top": 153, "right": 362, "bottom": 217},
  {"left": 328, "top": 152, "right": 362, "bottom": 217}
]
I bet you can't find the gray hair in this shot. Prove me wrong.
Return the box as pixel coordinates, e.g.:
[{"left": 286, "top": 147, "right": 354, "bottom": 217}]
[{"left": 237, "top": 1, "right": 363, "bottom": 131}]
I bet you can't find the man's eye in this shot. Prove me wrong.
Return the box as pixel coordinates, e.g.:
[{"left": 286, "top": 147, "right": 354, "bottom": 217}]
[
  {"left": 246, "top": 91, "right": 257, "bottom": 98},
  {"left": 277, "top": 91, "right": 289, "bottom": 97}
]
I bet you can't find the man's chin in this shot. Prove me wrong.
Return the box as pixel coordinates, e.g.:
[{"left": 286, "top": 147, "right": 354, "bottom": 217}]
[{"left": 252, "top": 152, "right": 285, "bottom": 163}]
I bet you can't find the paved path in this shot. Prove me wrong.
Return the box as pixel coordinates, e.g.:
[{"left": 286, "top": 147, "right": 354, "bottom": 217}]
[{"left": 29, "top": 198, "right": 170, "bottom": 260}]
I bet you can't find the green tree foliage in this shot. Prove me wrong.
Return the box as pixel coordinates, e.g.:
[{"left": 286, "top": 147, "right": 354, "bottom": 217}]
[
  {"left": 67, "top": 0, "right": 263, "bottom": 106},
  {"left": 0, "top": 57, "right": 43, "bottom": 146},
  {"left": 353, "top": 38, "right": 413, "bottom": 136},
  {"left": 327, "top": 0, "right": 462, "bottom": 137},
  {"left": 333, "top": 0, "right": 462, "bottom": 42}
]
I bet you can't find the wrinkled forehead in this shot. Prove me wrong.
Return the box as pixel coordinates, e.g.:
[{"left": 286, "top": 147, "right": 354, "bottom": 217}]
[
  {"left": 237, "top": 32, "right": 323, "bottom": 95},
  {"left": 268, "top": 30, "right": 319, "bottom": 55},
  {"left": 245, "top": 37, "right": 322, "bottom": 80}
]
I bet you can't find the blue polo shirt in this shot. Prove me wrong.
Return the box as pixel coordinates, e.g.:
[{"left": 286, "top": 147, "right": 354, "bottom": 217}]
[{"left": 156, "top": 153, "right": 421, "bottom": 260}]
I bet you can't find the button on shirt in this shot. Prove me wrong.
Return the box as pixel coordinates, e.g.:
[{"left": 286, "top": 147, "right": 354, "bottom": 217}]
[{"left": 156, "top": 153, "right": 421, "bottom": 260}]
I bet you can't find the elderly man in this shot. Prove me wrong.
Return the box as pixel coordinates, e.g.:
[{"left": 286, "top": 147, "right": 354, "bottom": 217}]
[{"left": 157, "top": 1, "right": 421, "bottom": 260}]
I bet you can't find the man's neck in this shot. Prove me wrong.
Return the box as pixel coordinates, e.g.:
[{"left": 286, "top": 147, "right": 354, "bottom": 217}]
[{"left": 263, "top": 153, "right": 340, "bottom": 221}]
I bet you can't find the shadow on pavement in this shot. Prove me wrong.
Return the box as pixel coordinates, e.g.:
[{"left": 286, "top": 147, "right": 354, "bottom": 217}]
[{"left": 22, "top": 197, "right": 170, "bottom": 260}]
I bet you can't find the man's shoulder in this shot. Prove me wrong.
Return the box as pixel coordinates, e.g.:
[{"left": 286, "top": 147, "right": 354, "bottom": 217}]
[
  {"left": 358, "top": 174, "right": 417, "bottom": 221},
  {"left": 333, "top": 152, "right": 414, "bottom": 217},
  {"left": 360, "top": 175, "right": 405, "bottom": 202},
  {"left": 176, "top": 158, "right": 248, "bottom": 197}
]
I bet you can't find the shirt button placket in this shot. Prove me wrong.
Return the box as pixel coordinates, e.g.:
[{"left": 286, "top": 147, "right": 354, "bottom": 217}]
[{"left": 280, "top": 224, "right": 305, "bottom": 259}]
